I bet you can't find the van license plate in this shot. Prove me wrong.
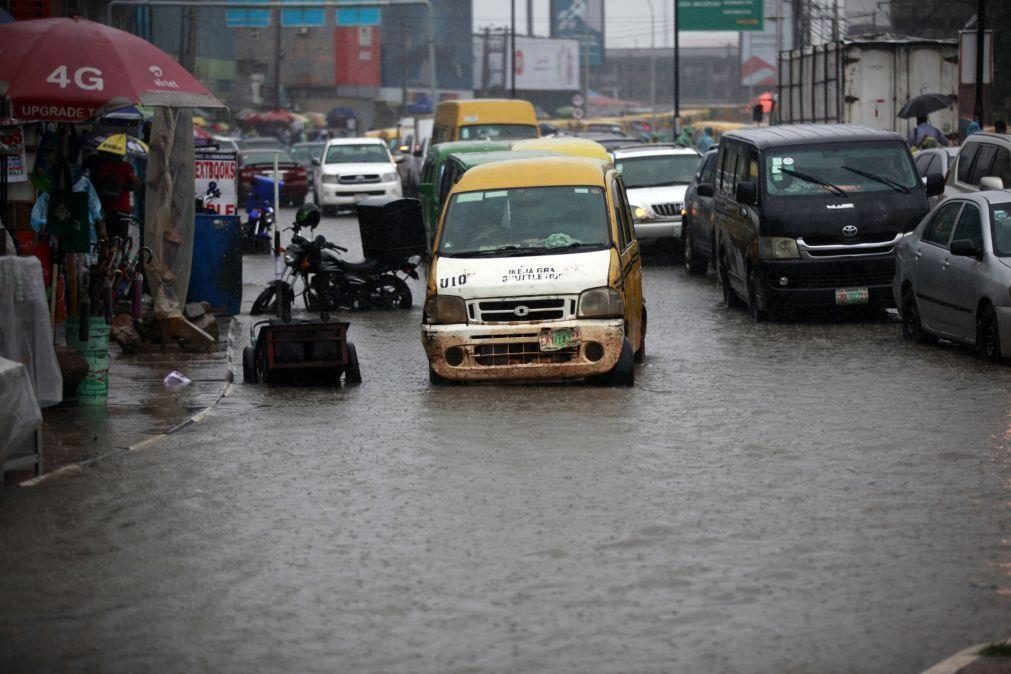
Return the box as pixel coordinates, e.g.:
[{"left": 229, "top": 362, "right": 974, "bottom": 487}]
[
  {"left": 539, "top": 327, "right": 580, "bottom": 351},
  {"left": 835, "top": 287, "right": 869, "bottom": 305}
]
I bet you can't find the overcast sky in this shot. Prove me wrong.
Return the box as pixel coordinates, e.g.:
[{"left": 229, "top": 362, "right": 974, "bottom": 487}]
[{"left": 472, "top": 0, "right": 737, "bottom": 48}]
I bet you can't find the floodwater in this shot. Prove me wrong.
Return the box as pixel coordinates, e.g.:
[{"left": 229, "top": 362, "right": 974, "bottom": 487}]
[{"left": 1, "top": 210, "right": 1009, "bottom": 673}]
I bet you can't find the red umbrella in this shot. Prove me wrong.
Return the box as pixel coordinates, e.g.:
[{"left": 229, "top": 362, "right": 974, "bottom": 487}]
[{"left": 0, "top": 16, "right": 224, "bottom": 123}]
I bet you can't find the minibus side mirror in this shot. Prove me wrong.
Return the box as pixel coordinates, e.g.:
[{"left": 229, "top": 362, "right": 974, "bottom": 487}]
[
  {"left": 979, "top": 176, "right": 1004, "bottom": 191},
  {"left": 735, "top": 180, "right": 757, "bottom": 205},
  {"left": 949, "top": 238, "right": 981, "bottom": 259},
  {"left": 924, "top": 172, "right": 945, "bottom": 196},
  {"left": 696, "top": 183, "right": 714, "bottom": 198}
]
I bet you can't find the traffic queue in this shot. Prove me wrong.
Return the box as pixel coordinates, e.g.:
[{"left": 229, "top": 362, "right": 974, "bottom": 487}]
[{"left": 243, "top": 97, "right": 1011, "bottom": 387}]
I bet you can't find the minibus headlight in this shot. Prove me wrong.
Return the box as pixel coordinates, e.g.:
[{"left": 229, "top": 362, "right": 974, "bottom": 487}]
[
  {"left": 758, "top": 236, "right": 800, "bottom": 259},
  {"left": 424, "top": 295, "right": 468, "bottom": 324},
  {"left": 381, "top": 171, "right": 398, "bottom": 182},
  {"left": 578, "top": 287, "right": 624, "bottom": 318},
  {"left": 632, "top": 205, "right": 652, "bottom": 221}
]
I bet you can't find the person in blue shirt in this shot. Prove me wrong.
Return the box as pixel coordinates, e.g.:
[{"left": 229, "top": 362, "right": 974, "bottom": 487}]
[
  {"left": 696, "top": 127, "right": 716, "bottom": 153},
  {"left": 965, "top": 115, "right": 982, "bottom": 137},
  {"left": 909, "top": 116, "right": 948, "bottom": 148}
]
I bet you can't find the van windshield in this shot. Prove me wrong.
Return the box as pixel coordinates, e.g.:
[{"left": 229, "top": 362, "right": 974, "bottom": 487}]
[
  {"left": 766, "top": 143, "right": 918, "bottom": 197},
  {"left": 991, "top": 204, "right": 1011, "bottom": 257},
  {"left": 438, "top": 186, "right": 610, "bottom": 256},
  {"left": 617, "top": 155, "right": 699, "bottom": 188},
  {"left": 324, "top": 144, "right": 391, "bottom": 164},
  {"left": 459, "top": 124, "right": 539, "bottom": 140}
]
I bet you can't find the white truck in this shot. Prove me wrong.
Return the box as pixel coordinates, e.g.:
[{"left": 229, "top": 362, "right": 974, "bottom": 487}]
[{"left": 777, "top": 37, "right": 960, "bottom": 140}]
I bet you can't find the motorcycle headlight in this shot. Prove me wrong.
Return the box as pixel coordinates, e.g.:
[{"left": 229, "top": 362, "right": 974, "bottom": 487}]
[
  {"left": 578, "top": 287, "right": 624, "bottom": 318},
  {"left": 381, "top": 171, "right": 398, "bottom": 183},
  {"left": 283, "top": 252, "right": 295, "bottom": 264},
  {"left": 758, "top": 236, "right": 800, "bottom": 259},
  {"left": 631, "top": 204, "right": 652, "bottom": 221},
  {"left": 322, "top": 174, "right": 340, "bottom": 184},
  {"left": 424, "top": 295, "right": 468, "bottom": 325}
]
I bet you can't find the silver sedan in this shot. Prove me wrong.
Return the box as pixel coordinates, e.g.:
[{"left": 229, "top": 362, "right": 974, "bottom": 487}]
[{"left": 893, "top": 190, "right": 1011, "bottom": 361}]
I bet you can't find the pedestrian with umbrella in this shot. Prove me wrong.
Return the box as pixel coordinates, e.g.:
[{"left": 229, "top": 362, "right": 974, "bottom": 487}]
[
  {"left": 898, "top": 93, "right": 955, "bottom": 149},
  {"left": 85, "top": 135, "right": 145, "bottom": 241}
]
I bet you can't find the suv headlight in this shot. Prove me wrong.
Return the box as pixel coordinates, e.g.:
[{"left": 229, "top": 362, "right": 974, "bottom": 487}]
[
  {"left": 578, "top": 287, "right": 624, "bottom": 318},
  {"left": 631, "top": 204, "right": 652, "bottom": 221},
  {"left": 381, "top": 171, "right": 398, "bottom": 183},
  {"left": 758, "top": 236, "right": 800, "bottom": 259},
  {"left": 322, "top": 174, "right": 340, "bottom": 184},
  {"left": 424, "top": 295, "right": 468, "bottom": 324}
]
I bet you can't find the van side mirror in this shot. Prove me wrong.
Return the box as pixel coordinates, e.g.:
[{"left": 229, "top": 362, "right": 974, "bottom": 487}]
[
  {"left": 925, "top": 172, "right": 945, "bottom": 196},
  {"left": 979, "top": 176, "right": 1004, "bottom": 191},
  {"left": 735, "top": 180, "right": 757, "bottom": 205},
  {"left": 949, "top": 238, "right": 981, "bottom": 258},
  {"left": 696, "top": 182, "right": 714, "bottom": 197},
  {"left": 311, "top": 157, "right": 320, "bottom": 167}
]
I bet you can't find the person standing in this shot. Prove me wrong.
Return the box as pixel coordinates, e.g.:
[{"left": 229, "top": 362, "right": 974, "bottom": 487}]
[
  {"left": 909, "top": 116, "right": 948, "bottom": 148},
  {"left": 995, "top": 120, "right": 1008, "bottom": 134},
  {"left": 88, "top": 150, "right": 141, "bottom": 240},
  {"left": 696, "top": 127, "right": 716, "bottom": 153},
  {"left": 966, "top": 114, "right": 982, "bottom": 137}
]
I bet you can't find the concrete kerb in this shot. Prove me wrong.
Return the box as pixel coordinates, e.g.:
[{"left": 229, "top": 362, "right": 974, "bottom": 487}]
[
  {"left": 20, "top": 317, "right": 241, "bottom": 488},
  {"left": 921, "top": 638, "right": 1011, "bottom": 674}
]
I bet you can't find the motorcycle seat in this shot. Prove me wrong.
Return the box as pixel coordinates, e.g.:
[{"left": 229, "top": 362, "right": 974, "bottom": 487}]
[{"left": 338, "top": 258, "right": 380, "bottom": 273}]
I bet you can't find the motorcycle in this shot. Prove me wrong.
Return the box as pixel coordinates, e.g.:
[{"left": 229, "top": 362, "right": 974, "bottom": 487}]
[{"left": 250, "top": 203, "right": 419, "bottom": 315}]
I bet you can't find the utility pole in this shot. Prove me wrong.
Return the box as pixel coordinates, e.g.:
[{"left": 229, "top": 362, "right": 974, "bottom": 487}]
[
  {"left": 644, "top": 0, "right": 656, "bottom": 135},
  {"left": 273, "top": 6, "right": 282, "bottom": 109},
  {"left": 510, "top": 0, "right": 517, "bottom": 98},
  {"left": 975, "top": 0, "right": 985, "bottom": 124},
  {"left": 674, "top": 0, "right": 680, "bottom": 131},
  {"left": 527, "top": 0, "right": 533, "bottom": 36},
  {"left": 480, "top": 27, "right": 491, "bottom": 97}
]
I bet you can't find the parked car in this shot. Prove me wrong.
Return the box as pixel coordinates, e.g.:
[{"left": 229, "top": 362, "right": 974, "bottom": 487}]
[
  {"left": 574, "top": 131, "right": 643, "bottom": 153},
  {"left": 236, "top": 149, "right": 309, "bottom": 206},
  {"left": 241, "top": 136, "right": 286, "bottom": 151},
  {"left": 682, "top": 147, "right": 719, "bottom": 275},
  {"left": 945, "top": 133, "right": 1011, "bottom": 195},
  {"left": 313, "top": 137, "right": 403, "bottom": 215},
  {"left": 611, "top": 144, "right": 700, "bottom": 249},
  {"left": 894, "top": 190, "right": 1011, "bottom": 362},
  {"left": 709, "top": 124, "right": 944, "bottom": 320},
  {"left": 211, "top": 135, "right": 242, "bottom": 153},
  {"left": 914, "top": 147, "right": 958, "bottom": 182},
  {"left": 289, "top": 141, "right": 326, "bottom": 184}
]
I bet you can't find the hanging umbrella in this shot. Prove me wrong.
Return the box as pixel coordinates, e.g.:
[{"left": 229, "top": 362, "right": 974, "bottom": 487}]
[
  {"left": 93, "top": 133, "right": 149, "bottom": 157},
  {"left": 326, "top": 106, "right": 356, "bottom": 126},
  {"left": 0, "top": 16, "right": 224, "bottom": 123},
  {"left": 897, "top": 93, "right": 955, "bottom": 119}
]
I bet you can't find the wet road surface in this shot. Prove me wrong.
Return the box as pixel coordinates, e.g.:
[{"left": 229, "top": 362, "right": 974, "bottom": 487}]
[{"left": 1, "top": 209, "right": 1009, "bottom": 673}]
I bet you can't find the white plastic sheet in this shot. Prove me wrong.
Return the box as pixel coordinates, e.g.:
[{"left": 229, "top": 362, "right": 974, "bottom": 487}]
[
  {"left": 0, "top": 357, "right": 42, "bottom": 465},
  {"left": 0, "top": 255, "right": 62, "bottom": 407}
]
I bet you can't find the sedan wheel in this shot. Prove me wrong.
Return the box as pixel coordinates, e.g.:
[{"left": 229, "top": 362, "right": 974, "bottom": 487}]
[
  {"left": 976, "top": 305, "right": 1004, "bottom": 363},
  {"left": 901, "top": 291, "right": 933, "bottom": 343}
]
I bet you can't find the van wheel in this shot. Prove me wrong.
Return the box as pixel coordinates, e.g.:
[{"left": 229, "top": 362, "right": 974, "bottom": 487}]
[
  {"left": 633, "top": 308, "right": 647, "bottom": 364},
  {"left": 344, "top": 343, "right": 363, "bottom": 384},
  {"left": 748, "top": 267, "right": 769, "bottom": 322},
  {"left": 901, "top": 290, "right": 934, "bottom": 343},
  {"left": 683, "top": 224, "right": 707, "bottom": 276},
  {"left": 594, "top": 338, "right": 634, "bottom": 387},
  {"left": 976, "top": 305, "right": 1004, "bottom": 363},
  {"left": 719, "top": 253, "right": 745, "bottom": 309},
  {"left": 429, "top": 366, "right": 458, "bottom": 386}
]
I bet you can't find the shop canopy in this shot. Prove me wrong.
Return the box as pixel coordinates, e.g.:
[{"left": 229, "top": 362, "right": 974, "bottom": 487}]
[{"left": 0, "top": 16, "right": 224, "bottom": 123}]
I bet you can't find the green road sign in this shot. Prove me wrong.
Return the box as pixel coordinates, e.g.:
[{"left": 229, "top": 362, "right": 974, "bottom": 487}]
[{"left": 680, "top": 0, "right": 764, "bottom": 31}]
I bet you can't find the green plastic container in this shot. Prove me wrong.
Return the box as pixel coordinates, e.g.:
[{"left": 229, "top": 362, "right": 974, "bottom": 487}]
[{"left": 66, "top": 317, "right": 111, "bottom": 405}]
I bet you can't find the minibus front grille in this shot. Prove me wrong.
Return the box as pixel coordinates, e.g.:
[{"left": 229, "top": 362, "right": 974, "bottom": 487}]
[
  {"left": 651, "top": 202, "right": 683, "bottom": 217},
  {"left": 789, "top": 268, "right": 895, "bottom": 289},
  {"left": 338, "top": 174, "right": 381, "bottom": 184},
  {"left": 470, "top": 296, "right": 575, "bottom": 323},
  {"left": 797, "top": 234, "right": 901, "bottom": 259},
  {"left": 474, "top": 341, "right": 578, "bottom": 366}
]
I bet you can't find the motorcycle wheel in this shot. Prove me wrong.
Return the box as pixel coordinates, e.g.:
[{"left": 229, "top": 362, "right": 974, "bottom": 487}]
[
  {"left": 250, "top": 286, "right": 276, "bottom": 315},
  {"left": 371, "top": 275, "right": 412, "bottom": 310},
  {"left": 344, "top": 342, "right": 362, "bottom": 384}
]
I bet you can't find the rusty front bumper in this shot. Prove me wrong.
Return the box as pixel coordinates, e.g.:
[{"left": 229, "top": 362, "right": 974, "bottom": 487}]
[{"left": 422, "top": 319, "right": 625, "bottom": 382}]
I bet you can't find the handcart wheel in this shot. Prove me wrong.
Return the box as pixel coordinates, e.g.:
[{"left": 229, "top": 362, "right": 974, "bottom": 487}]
[
  {"left": 344, "top": 342, "right": 362, "bottom": 384},
  {"left": 242, "top": 346, "right": 258, "bottom": 384}
]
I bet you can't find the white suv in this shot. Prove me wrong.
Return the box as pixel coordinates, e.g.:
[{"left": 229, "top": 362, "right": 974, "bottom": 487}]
[
  {"left": 945, "top": 132, "right": 1011, "bottom": 196},
  {"left": 314, "top": 137, "right": 403, "bottom": 214},
  {"left": 610, "top": 144, "right": 701, "bottom": 247}
]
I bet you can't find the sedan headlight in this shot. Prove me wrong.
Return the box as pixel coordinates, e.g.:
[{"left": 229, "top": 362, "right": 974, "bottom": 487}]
[
  {"left": 758, "top": 236, "right": 800, "bottom": 259},
  {"left": 424, "top": 295, "right": 468, "bottom": 324},
  {"left": 578, "top": 287, "right": 624, "bottom": 318},
  {"left": 321, "top": 174, "right": 340, "bottom": 184},
  {"left": 381, "top": 171, "right": 398, "bottom": 183},
  {"left": 631, "top": 204, "right": 652, "bottom": 221}
]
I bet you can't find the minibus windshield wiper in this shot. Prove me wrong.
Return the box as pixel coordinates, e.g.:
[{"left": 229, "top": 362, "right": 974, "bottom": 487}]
[
  {"left": 779, "top": 167, "right": 848, "bottom": 197},
  {"left": 841, "top": 165, "right": 911, "bottom": 193}
]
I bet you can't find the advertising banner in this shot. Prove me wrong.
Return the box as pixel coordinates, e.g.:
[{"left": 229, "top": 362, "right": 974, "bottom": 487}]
[
  {"left": 194, "top": 150, "right": 237, "bottom": 215},
  {"left": 550, "top": 0, "right": 604, "bottom": 67},
  {"left": 475, "top": 36, "right": 580, "bottom": 91},
  {"left": 681, "top": 0, "right": 764, "bottom": 31},
  {"left": 0, "top": 125, "right": 28, "bottom": 183},
  {"left": 335, "top": 26, "right": 381, "bottom": 87},
  {"left": 740, "top": 0, "right": 791, "bottom": 86}
]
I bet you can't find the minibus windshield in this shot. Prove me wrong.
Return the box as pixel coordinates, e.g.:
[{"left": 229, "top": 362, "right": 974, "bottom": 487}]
[
  {"left": 766, "top": 143, "right": 918, "bottom": 197},
  {"left": 438, "top": 186, "right": 610, "bottom": 256}
]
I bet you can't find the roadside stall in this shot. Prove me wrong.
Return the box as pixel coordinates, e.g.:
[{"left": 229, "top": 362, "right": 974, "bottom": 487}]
[{"left": 0, "top": 16, "right": 226, "bottom": 408}]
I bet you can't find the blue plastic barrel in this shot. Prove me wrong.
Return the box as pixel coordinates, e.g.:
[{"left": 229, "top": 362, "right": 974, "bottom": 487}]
[{"left": 188, "top": 214, "right": 243, "bottom": 315}]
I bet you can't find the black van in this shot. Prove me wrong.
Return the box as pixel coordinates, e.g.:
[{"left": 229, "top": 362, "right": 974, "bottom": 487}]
[{"left": 701, "top": 124, "right": 944, "bottom": 319}]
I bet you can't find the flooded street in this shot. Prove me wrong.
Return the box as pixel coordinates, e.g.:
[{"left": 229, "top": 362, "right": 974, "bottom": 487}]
[{"left": 2, "top": 210, "right": 1009, "bottom": 673}]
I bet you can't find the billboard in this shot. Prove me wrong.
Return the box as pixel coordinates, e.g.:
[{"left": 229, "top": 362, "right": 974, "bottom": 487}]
[
  {"left": 194, "top": 151, "right": 238, "bottom": 216},
  {"left": 475, "top": 36, "right": 580, "bottom": 91},
  {"left": 379, "top": 0, "right": 472, "bottom": 93},
  {"left": 335, "top": 26, "right": 381, "bottom": 87},
  {"left": 739, "top": 0, "right": 792, "bottom": 86},
  {"left": 681, "top": 0, "right": 764, "bottom": 31},
  {"left": 550, "top": 0, "right": 604, "bottom": 67}
]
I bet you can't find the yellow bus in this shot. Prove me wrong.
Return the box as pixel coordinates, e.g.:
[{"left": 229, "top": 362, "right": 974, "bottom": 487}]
[{"left": 432, "top": 99, "right": 539, "bottom": 144}]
